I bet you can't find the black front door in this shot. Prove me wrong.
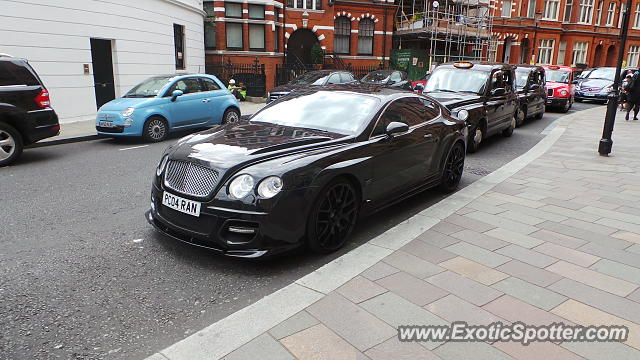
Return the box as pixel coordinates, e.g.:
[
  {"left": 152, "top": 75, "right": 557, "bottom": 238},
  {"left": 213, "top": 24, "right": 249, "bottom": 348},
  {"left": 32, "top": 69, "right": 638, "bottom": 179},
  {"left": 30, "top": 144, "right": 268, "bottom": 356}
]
[{"left": 90, "top": 38, "right": 116, "bottom": 109}]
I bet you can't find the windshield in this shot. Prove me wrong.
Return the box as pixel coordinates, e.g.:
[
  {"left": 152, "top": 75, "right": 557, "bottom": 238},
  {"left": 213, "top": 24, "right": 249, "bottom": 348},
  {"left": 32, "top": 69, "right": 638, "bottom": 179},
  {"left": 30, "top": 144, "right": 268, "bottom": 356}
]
[
  {"left": 362, "top": 71, "right": 392, "bottom": 84},
  {"left": 125, "top": 76, "right": 172, "bottom": 98},
  {"left": 545, "top": 70, "right": 570, "bottom": 83},
  {"left": 424, "top": 68, "right": 489, "bottom": 94},
  {"left": 586, "top": 68, "right": 616, "bottom": 81},
  {"left": 250, "top": 91, "right": 380, "bottom": 135},
  {"left": 290, "top": 72, "right": 330, "bottom": 85},
  {"left": 515, "top": 71, "right": 530, "bottom": 88}
]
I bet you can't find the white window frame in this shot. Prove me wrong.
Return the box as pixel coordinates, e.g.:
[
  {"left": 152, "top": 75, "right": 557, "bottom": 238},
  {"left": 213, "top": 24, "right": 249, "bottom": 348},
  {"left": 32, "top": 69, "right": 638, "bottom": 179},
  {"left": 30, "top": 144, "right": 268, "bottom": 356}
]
[
  {"left": 502, "top": 0, "right": 512, "bottom": 17},
  {"left": 558, "top": 40, "right": 568, "bottom": 65},
  {"left": 289, "top": 0, "right": 322, "bottom": 10},
  {"left": 596, "top": 1, "right": 603, "bottom": 25},
  {"left": 543, "top": 0, "right": 560, "bottom": 20},
  {"left": 527, "top": 0, "right": 536, "bottom": 18},
  {"left": 578, "top": 0, "right": 594, "bottom": 24},
  {"left": 571, "top": 41, "right": 588, "bottom": 65},
  {"left": 619, "top": 2, "right": 627, "bottom": 28},
  {"left": 635, "top": 4, "right": 640, "bottom": 29},
  {"left": 628, "top": 45, "right": 640, "bottom": 67},
  {"left": 564, "top": 0, "right": 573, "bottom": 22},
  {"left": 606, "top": 2, "right": 615, "bottom": 26},
  {"left": 538, "top": 39, "right": 555, "bottom": 65}
]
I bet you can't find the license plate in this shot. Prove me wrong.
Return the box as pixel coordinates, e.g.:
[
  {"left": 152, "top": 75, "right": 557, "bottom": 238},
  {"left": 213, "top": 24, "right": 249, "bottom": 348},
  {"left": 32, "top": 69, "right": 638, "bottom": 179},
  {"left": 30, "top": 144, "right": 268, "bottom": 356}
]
[
  {"left": 162, "top": 191, "right": 201, "bottom": 217},
  {"left": 99, "top": 121, "right": 114, "bottom": 128}
]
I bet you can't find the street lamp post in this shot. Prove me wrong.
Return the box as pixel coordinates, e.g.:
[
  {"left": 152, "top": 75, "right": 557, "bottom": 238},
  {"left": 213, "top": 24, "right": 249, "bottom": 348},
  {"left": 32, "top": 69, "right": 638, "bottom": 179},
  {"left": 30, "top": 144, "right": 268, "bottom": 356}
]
[{"left": 598, "top": 1, "right": 632, "bottom": 156}]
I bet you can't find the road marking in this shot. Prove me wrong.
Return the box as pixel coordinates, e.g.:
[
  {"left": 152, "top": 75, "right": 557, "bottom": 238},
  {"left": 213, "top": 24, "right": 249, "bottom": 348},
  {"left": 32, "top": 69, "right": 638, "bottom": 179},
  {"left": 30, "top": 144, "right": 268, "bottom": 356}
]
[{"left": 119, "top": 145, "right": 149, "bottom": 151}]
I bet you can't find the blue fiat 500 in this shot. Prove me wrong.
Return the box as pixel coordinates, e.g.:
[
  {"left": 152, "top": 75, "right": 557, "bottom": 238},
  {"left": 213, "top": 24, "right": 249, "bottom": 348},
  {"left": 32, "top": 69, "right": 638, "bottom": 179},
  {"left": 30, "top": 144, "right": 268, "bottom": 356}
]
[{"left": 95, "top": 74, "right": 240, "bottom": 142}]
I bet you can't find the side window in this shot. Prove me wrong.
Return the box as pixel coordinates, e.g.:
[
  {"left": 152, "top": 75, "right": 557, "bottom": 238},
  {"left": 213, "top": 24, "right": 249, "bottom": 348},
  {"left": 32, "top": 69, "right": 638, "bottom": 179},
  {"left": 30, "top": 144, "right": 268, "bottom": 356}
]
[
  {"left": 490, "top": 71, "right": 503, "bottom": 90},
  {"left": 340, "top": 73, "right": 354, "bottom": 83},
  {"left": 201, "top": 77, "right": 221, "bottom": 91},
  {"left": 419, "top": 98, "right": 441, "bottom": 120},
  {"left": 390, "top": 71, "right": 402, "bottom": 82},
  {"left": 168, "top": 77, "right": 203, "bottom": 95},
  {"left": 327, "top": 74, "right": 341, "bottom": 84},
  {"left": 0, "top": 61, "right": 40, "bottom": 86},
  {"left": 491, "top": 70, "right": 512, "bottom": 91},
  {"left": 371, "top": 98, "right": 425, "bottom": 137}
]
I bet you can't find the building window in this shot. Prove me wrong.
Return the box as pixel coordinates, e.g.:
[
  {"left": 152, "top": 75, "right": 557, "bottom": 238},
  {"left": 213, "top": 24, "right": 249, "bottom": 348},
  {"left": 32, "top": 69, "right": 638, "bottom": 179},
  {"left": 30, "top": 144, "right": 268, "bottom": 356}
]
[
  {"left": 173, "top": 24, "right": 185, "bottom": 70},
  {"left": 538, "top": 39, "right": 555, "bottom": 64},
  {"left": 289, "top": 0, "right": 322, "bottom": 10},
  {"left": 502, "top": 0, "right": 512, "bottom": 17},
  {"left": 606, "top": 3, "right": 615, "bottom": 26},
  {"left": 274, "top": 26, "right": 280, "bottom": 52},
  {"left": 543, "top": 0, "right": 560, "bottom": 20},
  {"left": 203, "top": 1, "right": 215, "bottom": 17},
  {"left": 596, "top": 1, "right": 603, "bottom": 25},
  {"left": 275, "top": 7, "right": 280, "bottom": 22},
  {"left": 628, "top": 45, "right": 640, "bottom": 67},
  {"left": 558, "top": 40, "right": 567, "bottom": 65},
  {"left": 527, "top": 0, "right": 536, "bottom": 17},
  {"left": 358, "top": 18, "right": 374, "bottom": 55},
  {"left": 226, "top": 23, "right": 243, "bottom": 50},
  {"left": 564, "top": 0, "right": 572, "bottom": 22},
  {"left": 619, "top": 2, "right": 627, "bottom": 27},
  {"left": 225, "top": 2, "right": 243, "bottom": 18},
  {"left": 204, "top": 21, "right": 216, "bottom": 49},
  {"left": 334, "top": 16, "right": 350, "bottom": 54},
  {"left": 249, "top": 24, "right": 265, "bottom": 51},
  {"left": 572, "top": 41, "right": 588, "bottom": 65},
  {"left": 635, "top": 4, "right": 640, "bottom": 28},
  {"left": 248, "top": 4, "right": 265, "bottom": 19},
  {"left": 578, "top": 0, "right": 594, "bottom": 23}
]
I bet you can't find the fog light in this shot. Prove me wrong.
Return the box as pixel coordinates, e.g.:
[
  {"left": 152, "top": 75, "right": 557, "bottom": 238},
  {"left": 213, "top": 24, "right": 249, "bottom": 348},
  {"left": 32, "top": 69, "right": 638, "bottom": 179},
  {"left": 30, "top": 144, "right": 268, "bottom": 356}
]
[
  {"left": 150, "top": 201, "right": 155, "bottom": 211},
  {"left": 228, "top": 226, "right": 256, "bottom": 234}
]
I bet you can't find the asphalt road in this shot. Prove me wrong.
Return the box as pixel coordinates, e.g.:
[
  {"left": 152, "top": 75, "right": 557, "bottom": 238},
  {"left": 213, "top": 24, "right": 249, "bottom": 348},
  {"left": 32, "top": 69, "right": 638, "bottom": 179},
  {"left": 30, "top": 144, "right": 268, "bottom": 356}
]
[{"left": 0, "top": 102, "right": 599, "bottom": 360}]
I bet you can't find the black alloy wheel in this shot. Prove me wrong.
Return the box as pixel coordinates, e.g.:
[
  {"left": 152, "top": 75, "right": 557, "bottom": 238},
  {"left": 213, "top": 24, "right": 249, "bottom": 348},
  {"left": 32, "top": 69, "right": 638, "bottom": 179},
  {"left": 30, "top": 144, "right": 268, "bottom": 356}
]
[
  {"left": 516, "top": 106, "right": 526, "bottom": 127},
  {"left": 307, "top": 179, "right": 359, "bottom": 253},
  {"left": 439, "top": 142, "right": 465, "bottom": 193}
]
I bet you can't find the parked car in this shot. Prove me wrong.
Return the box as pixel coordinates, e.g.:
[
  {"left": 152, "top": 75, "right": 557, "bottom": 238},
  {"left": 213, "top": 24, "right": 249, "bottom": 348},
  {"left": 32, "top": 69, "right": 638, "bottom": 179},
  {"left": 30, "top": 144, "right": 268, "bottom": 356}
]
[
  {"left": 146, "top": 86, "right": 467, "bottom": 257},
  {"left": 515, "top": 65, "right": 546, "bottom": 125},
  {"left": 423, "top": 61, "right": 518, "bottom": 153},
  {"left": 95, "top": 74, "right": 239, "bottom": 142},
  {"left": 360, "top": 70, "right": 413, "bottom": 90},
  {"left": 542, "top": 65, "right": 575, "bottom": 112},
  {"left": 574, "top": 67, "right": 639, "bottom": 103},
  {"left": 267, "top": 70, "right": 355, "bottom": 103},
  {"left": 412, "top": 72, "right": 431, "bottom": 94},
  {"left": 0, "top": 55, "right": 60, "bottom": 166}
]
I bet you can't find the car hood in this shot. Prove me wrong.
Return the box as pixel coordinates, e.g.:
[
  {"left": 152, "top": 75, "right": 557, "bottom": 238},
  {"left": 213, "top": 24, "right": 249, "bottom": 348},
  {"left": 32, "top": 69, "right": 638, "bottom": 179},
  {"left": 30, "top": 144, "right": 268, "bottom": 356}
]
[
  {"left": 577, "top": 78, "right": 613, "bottom": 90},
  {"left": 269, "top": 84, "right": 316, "bottom": 94},
  {"left": 425, "top": 91, "right": 482, "bottom": 109},
  {"left": 169, "top": 121, "right": 350, "bottom": 173},
  {"left": 99, "top": 97, "right": 156, "bottom": 111}
]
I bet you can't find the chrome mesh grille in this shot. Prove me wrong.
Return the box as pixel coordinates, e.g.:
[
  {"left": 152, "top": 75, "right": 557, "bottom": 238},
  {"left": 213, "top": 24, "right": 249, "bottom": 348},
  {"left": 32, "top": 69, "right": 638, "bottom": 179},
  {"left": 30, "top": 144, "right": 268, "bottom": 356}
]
[{"left": 164, "top": 160, "right": 219, "bottom": 197}]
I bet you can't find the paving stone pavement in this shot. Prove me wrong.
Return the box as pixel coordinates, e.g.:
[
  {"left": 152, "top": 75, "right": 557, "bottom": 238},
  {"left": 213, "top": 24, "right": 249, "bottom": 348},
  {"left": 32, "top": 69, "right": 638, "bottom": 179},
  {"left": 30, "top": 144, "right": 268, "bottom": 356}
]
[{"left": 161, "top": 108, "right": 640, "bottom": 359}]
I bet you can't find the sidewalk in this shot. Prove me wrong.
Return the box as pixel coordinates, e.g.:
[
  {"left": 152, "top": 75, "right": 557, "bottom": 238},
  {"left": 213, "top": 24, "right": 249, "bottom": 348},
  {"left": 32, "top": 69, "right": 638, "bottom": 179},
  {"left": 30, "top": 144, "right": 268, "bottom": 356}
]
[
  {"left": 148, "top": 106, "right": 640, "bottom": 360},
  {"left": 39, "top": 101, "right": 266, "bottom": 145}
]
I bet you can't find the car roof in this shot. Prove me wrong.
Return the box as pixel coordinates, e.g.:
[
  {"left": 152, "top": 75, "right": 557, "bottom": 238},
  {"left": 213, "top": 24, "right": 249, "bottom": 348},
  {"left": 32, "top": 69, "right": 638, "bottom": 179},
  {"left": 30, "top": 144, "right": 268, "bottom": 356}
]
[
  {"left": 295, "top": 83, "right": 423, "bottom": 101},
  {"left": 515, "top": 64, "right": 544, "bottom": 71},
  {"left": 437, "top": 61, "right": 515, "bottom": 71},
  {"left": 542, "top": 65, "right": 574, "bottom": 71}
]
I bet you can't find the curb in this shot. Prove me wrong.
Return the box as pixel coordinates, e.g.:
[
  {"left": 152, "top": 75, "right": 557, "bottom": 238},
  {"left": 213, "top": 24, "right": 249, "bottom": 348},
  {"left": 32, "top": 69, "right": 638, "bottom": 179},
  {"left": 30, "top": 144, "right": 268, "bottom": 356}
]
[
  {"left": 146, "top": 108, "right": 594, "bottom": 360},
  {"left": 28, "top": 134, "right": 101, "bottom": 148}
]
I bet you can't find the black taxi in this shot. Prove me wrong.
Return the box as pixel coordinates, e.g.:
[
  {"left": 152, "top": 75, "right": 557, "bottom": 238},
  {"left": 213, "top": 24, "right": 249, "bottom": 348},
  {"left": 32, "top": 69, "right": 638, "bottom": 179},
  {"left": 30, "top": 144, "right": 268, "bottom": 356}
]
[
  {"left": 515, "top": 65, "right": 546, "bottom": 126},
  {"left": 423, "top": 62, "right": 518, "bottom": 152}
]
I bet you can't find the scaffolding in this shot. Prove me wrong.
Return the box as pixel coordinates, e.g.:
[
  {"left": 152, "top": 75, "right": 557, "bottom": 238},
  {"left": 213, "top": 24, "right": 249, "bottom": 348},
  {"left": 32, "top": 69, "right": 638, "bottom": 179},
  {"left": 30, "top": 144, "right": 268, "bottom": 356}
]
[{"left": 395, "top": 0, "right": 495, "bottom": 70}]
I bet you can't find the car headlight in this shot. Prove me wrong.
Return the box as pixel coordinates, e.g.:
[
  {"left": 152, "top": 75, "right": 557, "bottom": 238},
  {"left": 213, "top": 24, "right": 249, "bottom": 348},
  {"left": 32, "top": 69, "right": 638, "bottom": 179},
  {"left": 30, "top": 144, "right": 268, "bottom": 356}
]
[
  {"left": 156, "top": 155, "right": 169, "bottom": 177},
  {"left": 602, "top": 86, "right": 613, "bottom": 93},
  {"left": 122, "top": 107, "right": 135, "bottom": 117},
  {"left": 228, "top": 174, "right": 254, "bottom": 199},
  {"left": 560, "top": 89, "right": 568, "bottom": 96},
  {"left": 457, "top": 109, "right": 469, "bottom": 121},
  {"left": 257, "top": 176, "right": 283, "bottom": 199}
]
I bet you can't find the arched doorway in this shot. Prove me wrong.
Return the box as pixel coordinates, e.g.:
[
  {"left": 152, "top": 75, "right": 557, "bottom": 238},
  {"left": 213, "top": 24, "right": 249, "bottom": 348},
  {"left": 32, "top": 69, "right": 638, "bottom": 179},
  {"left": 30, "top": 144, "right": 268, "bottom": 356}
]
[
  {"left": 593, "top": 45, "right": 603, "bottom": 67},
  {"left": 606, "top": 45, "right": 617, "bottom": 66},
  {"left": 287, "top": 29, "right": 320, "bottom": 65},
  {"left": 520, "top": 38, "right": 530, "bottom": 64},
  {"left": 502, "top": 37, "right": 514, "bottom": 63}
]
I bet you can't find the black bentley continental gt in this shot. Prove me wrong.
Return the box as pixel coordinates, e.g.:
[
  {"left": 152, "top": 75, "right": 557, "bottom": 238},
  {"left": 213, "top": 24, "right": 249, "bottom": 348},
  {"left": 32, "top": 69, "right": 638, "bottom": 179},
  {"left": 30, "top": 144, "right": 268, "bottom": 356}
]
[{"left": 146, "top": 86, "right": 467, "bottom": 258}]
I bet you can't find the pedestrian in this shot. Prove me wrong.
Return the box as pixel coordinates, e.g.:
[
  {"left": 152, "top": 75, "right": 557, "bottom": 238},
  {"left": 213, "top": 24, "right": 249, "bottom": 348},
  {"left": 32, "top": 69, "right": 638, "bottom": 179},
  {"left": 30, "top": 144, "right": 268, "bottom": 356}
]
[
  {"left": 227, "top": 79, "right": 247, "bottom": 101},
  {"left": 620, "top": 73, "right": 632, "bottom": 111},
  {"left": 625, "top": 71, "right": 640, "bottom": 121}
]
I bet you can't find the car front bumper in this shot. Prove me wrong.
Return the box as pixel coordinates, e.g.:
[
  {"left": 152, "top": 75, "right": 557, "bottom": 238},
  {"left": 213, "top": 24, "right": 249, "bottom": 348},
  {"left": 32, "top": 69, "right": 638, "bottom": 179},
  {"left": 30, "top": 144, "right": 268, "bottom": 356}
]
[
  {"left": 146, "top": 183, "right": 309, "bottom": 258},
  {"left": 95, "top": 111, "right": 144, "bottom": 136},
  {"left": 575, "top": 91, "right": 609, "bottom": 101},
  {"left": 545, "top": 97, "right": 570, "bottom": 107}
]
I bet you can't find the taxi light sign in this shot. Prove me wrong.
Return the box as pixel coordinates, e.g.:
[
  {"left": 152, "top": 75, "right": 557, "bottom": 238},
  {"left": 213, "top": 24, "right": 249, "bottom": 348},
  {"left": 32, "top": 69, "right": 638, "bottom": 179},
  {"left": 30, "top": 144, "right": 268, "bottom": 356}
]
[
  {"left": 547, "top": 65, "right": 560, "bottom": 70},
  {"left": 453, "top": 62, "right": 473, "bottom": 69}
]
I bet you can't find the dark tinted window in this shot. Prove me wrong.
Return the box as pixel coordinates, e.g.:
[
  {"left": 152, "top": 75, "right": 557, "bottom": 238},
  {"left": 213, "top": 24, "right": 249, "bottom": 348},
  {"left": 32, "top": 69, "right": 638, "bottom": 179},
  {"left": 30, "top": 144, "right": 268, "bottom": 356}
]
[
  {"left": 201, "top": 77, "right": 221, "bottom": 91},
  {"left": 327, "top": 74, "right": 342, "bottom": 84},
  {"left": 372, "top": 98, "right": 424, "bottom": 136},
  {"left": 340, "top": 73, "right": 354, "bottom": 82},
  {"left": 167, "top": 77, "right": 203, "bottom": 95},
  {"left": 419, "top": 98, "right": 441, "bottom": 120},
  {"left": 0, "top": 60, "right": 40, "bottom": 86}
]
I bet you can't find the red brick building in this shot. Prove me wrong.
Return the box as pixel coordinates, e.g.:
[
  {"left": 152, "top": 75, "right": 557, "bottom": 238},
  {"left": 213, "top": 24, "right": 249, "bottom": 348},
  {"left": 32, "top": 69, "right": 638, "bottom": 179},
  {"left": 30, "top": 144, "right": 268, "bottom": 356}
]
[
  {"left": 491, "top": 0, "right": 640, "bottom": 67},
  {"left": 203, "top": 0, "right": 396, "bottom": 92}
]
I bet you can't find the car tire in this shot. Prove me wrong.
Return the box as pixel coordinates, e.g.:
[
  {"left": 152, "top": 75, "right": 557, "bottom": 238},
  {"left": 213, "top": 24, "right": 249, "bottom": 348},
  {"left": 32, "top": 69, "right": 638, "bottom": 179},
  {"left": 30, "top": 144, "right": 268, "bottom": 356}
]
[
  {"left": 143, "top": 116, "right": 169, "bottom": 142},
  {"left": 561, "top": 100, "right": 571, "bottom": 113},
  {"left": 467, "top": 123, "right": 484, "bottom": 153},
  {"left": 222, "top": 107, "right": 240, "bottom": 125},
  {"left": 0, "top": 122, "right": 24, "bottom": 167},
  {"left": 516, "top": 106, "right": 526, "bottom": 127},
  {"left": 534, "top": 107, "right": 545, "bottom": 119},
  {"left": 306, "top": 178, "right": 360, "bottom": 254},
  {"left": 502, "top": 114, "right": 516, "bottom": 137},
  {"left": 438, "top": 141, "right": 465, "bottom": 193},
  {"left": 575, "top": 98, "right": 583, "bottom": 103}
]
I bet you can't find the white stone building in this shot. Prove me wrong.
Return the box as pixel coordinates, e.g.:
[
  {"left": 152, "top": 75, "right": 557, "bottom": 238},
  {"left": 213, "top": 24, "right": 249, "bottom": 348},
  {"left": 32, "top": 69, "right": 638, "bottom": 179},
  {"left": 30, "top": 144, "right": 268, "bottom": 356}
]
[{"left": 1, "top": 0, "right": 206, "bottom": 123}]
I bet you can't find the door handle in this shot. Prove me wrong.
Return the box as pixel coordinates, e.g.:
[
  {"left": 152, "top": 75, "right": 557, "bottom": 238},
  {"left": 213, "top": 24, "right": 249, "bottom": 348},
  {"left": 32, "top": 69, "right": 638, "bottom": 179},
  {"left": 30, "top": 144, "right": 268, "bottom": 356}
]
[{"left": 202, "top": 98, "right": 210, "bottom": 103}]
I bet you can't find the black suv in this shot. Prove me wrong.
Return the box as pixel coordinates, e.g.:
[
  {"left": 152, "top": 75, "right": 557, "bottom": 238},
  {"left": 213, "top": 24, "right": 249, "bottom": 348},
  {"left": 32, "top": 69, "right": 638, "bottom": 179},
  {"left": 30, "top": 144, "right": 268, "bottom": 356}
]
[
  {"left": 515, "top": 65, "right": 546, "bottom": 126},
  {"left": 0, "top": 56, "right": 59, "bottom": 166},
  {"left": 424, "top": 62, "right": 518, "bottom": 152},
  {"left": 267, "top": 70, "right": 355, "bottom": 103}
]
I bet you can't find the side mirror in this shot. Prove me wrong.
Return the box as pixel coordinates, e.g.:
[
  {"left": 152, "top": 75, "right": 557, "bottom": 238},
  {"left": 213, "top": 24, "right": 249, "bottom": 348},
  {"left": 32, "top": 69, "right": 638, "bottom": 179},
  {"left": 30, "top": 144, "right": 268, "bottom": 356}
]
[
  {"left": 385, "top": 121, "right": 409, "bottom": 136},
  {"left": 414, "top": 83, "right": 425, "bottom": 91},
  {"left": 529, "top": 84, "right": 541, "bottom": 91},
  {"left": 490, "top": 88, "right": 506, "bottom": 96},
  {"left": 171, "top": 90, "right": 184, "bottom": 102}
]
